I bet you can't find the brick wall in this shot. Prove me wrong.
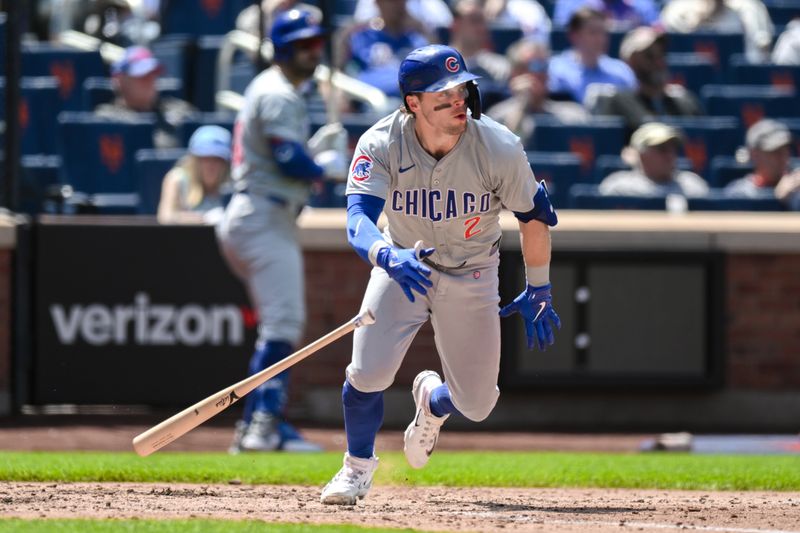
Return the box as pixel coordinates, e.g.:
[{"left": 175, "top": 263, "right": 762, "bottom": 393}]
[{"left": 726, "top": 254, "right": 800, "bottom": 389}]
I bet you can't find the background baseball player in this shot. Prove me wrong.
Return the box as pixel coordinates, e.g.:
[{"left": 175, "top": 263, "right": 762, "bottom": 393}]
[
  {"left": 217, "top": 8, "right": 350, "bottom": 453},
  {"left": 320, "top": 44, "right": 561, "bottom": 504}
]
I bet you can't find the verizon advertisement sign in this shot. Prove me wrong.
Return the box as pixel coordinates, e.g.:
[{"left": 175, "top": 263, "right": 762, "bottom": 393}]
[{"left": 34, "top": 221, "right": 257, "bottom": 406}]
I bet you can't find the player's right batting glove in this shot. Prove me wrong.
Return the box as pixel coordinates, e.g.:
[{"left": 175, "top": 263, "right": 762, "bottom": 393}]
[
  {"left": 499, "top": 283, "right": 561, "bottom": 351},
  {"left": 376, "top": 244, "right": 435, "bottom": 303}
]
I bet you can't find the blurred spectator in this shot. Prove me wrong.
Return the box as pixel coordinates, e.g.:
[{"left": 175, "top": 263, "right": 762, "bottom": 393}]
[
  {"left": 554, "top": 0, "right": 660, "bottom": 31},
  {"left": 353, "top": 0, "right": 452, "bottom": 34},
  {"left": 487, "top": 40, "right": 589, "bottom": 140},
  {"left": 334, "top": 0, "right": 429, "bottom": 97},
  {"left": 236, "top": 0, "right": 323, "bottom": 40},
  {"left": 599, "top": 122, "right": 709, "bottom": 196},
  {"left": 95, "top": 46, "right": 196, "bottom": 148},
  {"left": 593, "top": 26, "right": 702, "bottom": 136},
  {"left": 548, "top": 7, "right": 636, "bottom": 105},
  {"left": 725, "top": 119, "right": 798, "bottom": 199},
  {"left": 481, "top": 0, "right": 553, "bottom": 44},
  {"left": 449, "top": 0, "right": 512, "bottom": 100},
  {"left": 660, "top": 0, "right": 774, "bottom": 63},
  {"left": 157, "top": 125, "right": 231, "bottom": 224},
  {"left": 772, "top": 18, "right": 800, "bottom": 65}
]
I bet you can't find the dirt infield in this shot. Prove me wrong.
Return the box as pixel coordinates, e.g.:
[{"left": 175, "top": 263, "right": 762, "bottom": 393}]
[
  {"left": 3, "top": 482, "right": 800, "bottom": 533},
  {"left": 1, "top": 420, "right": 799, "bottom": 532}
]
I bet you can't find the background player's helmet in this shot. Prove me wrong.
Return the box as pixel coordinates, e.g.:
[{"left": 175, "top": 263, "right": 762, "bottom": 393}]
[
  {"left": 398, "top": 44, "right": 482, "bottom": 119},
  {"left": 270, "top": 9, "right": 325, "bottom": 62}
]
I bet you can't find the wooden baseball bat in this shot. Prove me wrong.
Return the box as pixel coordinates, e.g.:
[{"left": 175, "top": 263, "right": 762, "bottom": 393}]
[{"left": 132, "top": 308, "right": 376, "bottom": 456}]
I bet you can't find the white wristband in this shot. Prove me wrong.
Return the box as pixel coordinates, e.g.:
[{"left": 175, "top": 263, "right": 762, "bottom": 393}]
[
  {"left": 525, "top": 265, "right": 550, "bottom": 287},
  {"left": 368, "top": 241, "right": 391, "bottom": 266}
]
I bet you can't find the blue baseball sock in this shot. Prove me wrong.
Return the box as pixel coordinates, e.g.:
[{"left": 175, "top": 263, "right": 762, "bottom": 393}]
[
  {"left": 429, "top": 383, "right": 461, "bottom": 418},
  {"left": 242, "top": 340, "right": 293, "bottom": 424},
  {"left": 342, "top": 380, "right": 383, "bottom": 459}
]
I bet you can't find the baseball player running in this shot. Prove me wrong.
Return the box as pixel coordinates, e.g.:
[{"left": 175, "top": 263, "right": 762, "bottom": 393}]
[
  {"left": 217, "top": 9, "right": 349, "bottom": 453},
  {"left": 320, "top": 44, "right": 561, "bottom": 504}
]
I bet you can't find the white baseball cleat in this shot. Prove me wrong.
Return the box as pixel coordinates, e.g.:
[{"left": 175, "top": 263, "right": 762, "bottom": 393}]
[
  {"left": 240, "top": 412, "right": 281, "bottom": 452},
  {"left": 404, "top": 370, "right": 449, "bottom": 469},
  {"left": 320, "top": 452, "right": 379, "bottom": 505}
]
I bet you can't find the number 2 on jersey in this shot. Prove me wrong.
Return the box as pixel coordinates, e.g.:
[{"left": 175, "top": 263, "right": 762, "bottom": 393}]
[{"left": 464, "top": 216, "right": 482, "bottom": 239}]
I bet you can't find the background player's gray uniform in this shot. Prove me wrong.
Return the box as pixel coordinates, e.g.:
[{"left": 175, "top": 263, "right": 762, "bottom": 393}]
[
  {"left": 345, "top": 110, "right": 537, "bottom": 420},
  {"left": 217, "top": 66, "right": 313, "bottom": 347}
]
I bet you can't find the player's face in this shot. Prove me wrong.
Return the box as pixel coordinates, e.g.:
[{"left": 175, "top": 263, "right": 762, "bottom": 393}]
[
  {"left": 414, "top": 83, "right": 469, "bottom": 136},
  {"left": 290, "top": 37, "right": 325, "bottom": 78}
]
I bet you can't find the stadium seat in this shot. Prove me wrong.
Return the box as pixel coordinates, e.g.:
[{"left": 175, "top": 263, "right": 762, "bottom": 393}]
[
  {"left": 701, "top": 85, "right": 799, "bottom": 127},
  {"left": 727, "top": 56, "right": 800, "bottom": 90},
  {"left": 568, "top": 183, "right": 668, "bottom": 210},
  {"left": 526, "top": 116, "right": 626, "bottom": 181},
  {"left": 709, "top": 156, "right": 753, "bottom": 188},
  {"left": 56, "top": 113, "right": 156, "bottom": 212},
  {"left": 660, "top": 116, "right": 742, "bottom": 177},
  {"left": 527, "top": 152, "right": 582, "bottom": 208},
  {"left": 687, "top": 190, "right": 785, "bottom": 211},
  {"left": 0, "top": 76, "right": 60, "bottom": 155},
  {"left": 176, "top": 112, "right": 235, "bottom": 147},
  {"left": 82, "top": 77, "right": 185, "bottom": 111},
  {"left": 160, "top": 0, "right": 249, "bottom": 35},
  {"left": 666, "top": 53, "right": 719, "bottom": 95},
  {"left": 191, "top": 35, "right": 226, "bottom": 111},
  {"left": 20, "top": 154, "right": 62, "bottom": 215},
  {"left": 666, "top": 31, "right": 744, "bottom": 71},
  {"left": 150, "top": 35, "right": 194, "bottom": 98},
  {"left": 764, "top": 0, "right": 800, "bottom": 25},
  {"left": 21, "top": 43, "right": 107, "bottom": 111},
  {"left": 0, "top": 13, "right": 6, "bottom": 75},
  {"left": 550, "top": 28, "right": 626, "bottom": 57},
  {"left": 308, "top": 180, "right": 349, "bottom": 208},
  {"left": 135, "top": 148, "right": 186, "bottom": 215}
]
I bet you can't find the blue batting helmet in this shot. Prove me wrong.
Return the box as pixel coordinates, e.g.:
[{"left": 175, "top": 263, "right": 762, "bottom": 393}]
[
  {"left": 398, "top": 45, "right": 482, "bottom": 118},
  {"left": 270, "top": 9, "right": 324, "bottom": 61}
]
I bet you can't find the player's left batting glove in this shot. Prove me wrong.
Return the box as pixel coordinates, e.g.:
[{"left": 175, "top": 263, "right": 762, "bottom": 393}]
[
  {"left": 499, "top": 283, "right": 561, "bottom": 351},
  {"left": 376, "top": 244, "right": 435, "bottom": 303}
]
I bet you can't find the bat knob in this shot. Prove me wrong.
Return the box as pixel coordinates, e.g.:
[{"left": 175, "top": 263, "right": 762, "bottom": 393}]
[{"left": 355, "top": 308, "right": 376, "bottom": 327}]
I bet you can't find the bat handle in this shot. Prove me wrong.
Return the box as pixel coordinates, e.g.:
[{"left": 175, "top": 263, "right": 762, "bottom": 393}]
[{"left": 354, "top": 308, "right": 376, "bottom": 327}]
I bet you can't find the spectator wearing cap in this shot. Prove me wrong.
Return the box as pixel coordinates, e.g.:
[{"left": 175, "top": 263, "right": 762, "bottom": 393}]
[
  {"left": 547, "top": 7, "right": 637, "bottom": 106},
  {"left": 487, "top": 40, "right": 589, "bottom": 141},
  {"left": 554, "top": 0, "right": 660, "bottom": 31},
  {"left": 725, "top": 119, "right": 799, "bottom": 204},
  {"left": 95, "top": 46, "right": 196, "bottom": 148},
  {"left": 593, "top": 26, "right": 702, "bottom": 138},
  {"left": 157, "top": 125, "right": 232, "bottom": 224},
  {"left": 599, "top": 122, "right": 709, "bottom": 197}
]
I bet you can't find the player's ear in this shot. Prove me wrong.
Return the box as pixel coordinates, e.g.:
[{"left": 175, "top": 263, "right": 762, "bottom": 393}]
[{"left": 405, "top": 93, "right": 421, "bottom": 114}]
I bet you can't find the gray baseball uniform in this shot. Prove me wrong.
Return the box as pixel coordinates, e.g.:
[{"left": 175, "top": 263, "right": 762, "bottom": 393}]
[
  {"left": 345, "top": 109, "right": 537, "bottom": 420},
  {"left": 216, "top": 65, "right": 311, "bottom": 347}
]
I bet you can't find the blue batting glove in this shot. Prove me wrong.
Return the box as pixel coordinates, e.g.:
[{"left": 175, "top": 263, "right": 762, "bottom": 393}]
[
  {"left": 376, "top": 243, "right": 435, "bottom": 303},
  {"left": 499, "top": 283, "right": 561, "bottom": 351}
]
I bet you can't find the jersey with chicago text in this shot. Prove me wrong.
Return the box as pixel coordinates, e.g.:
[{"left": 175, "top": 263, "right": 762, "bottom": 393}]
[{"left": 346, "top": 110, "right": 538, "bottom": 270}]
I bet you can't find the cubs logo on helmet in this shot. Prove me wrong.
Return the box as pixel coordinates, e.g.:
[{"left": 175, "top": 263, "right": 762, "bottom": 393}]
[
  {"left": 351, "top": 155, "right": 373, "bottom": 182},
  {"left": 444, "top": 57, "right": 460, "bottom": 73}
]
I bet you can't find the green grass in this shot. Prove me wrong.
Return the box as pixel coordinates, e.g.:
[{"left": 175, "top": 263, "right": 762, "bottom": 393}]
[
  {"left": 0, "top": 519, "right": 424, "bottom": 533},
  {"left": 1, "top": 451, "right": 799, "bottom": 491}
]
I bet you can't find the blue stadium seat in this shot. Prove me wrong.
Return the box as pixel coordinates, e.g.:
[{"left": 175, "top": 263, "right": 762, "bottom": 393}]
[
  {"left": 709, "top": 156, "right": 753, "bottom": 188},
  {"left": 666, "top": 32, "right": 744, "bottom": 71},
  {"left": 135, "top": 148, "right": 186, "bottom": 215},
  {"left": 727, "top": 55, "right": 800, "bottom": 90},
  {"left": 701, "top": 85, "right": 800, "bottom": 127},
  {"left": 0, "top": 76, "right": 60, "bottom": 155},
  {"left": 527, "top": 152, "right": 582, "bottom": 208},
  {"left": 82, "top": 76, "right": 185, "bottom": 111},
  {"left": 160, "top": 0, "right": 249, "bottom": 35},
  {"left": 150, "top": 35, "right": 194, "bottom": 98},
  {"left": 308, "top": 180, "right": 349, "bottom": 208},
  {"left": 764, "top": 0, "right": 800, "bottom": 25},
  {"left": 568, "top": 183, "right": 668, "bottom": 210},
  {"left": 551, "top": 28, "right": 626, "bottom": 57},
  {"left": 660, "top": 116, "right": 742, "bottom": 178},
  {"left": 20, "top": 154, "right": 62, "bottom": 215},
  {"left": 21, "top": 43, "right": 107, "bottom": 111},
  {"left": 687, "top": 190, "right": 785, "bottom": 211},
  {"left": 192, "top": 35, "right": 226, "bottom": 111},
  {"left": 526, "top": 116, "right": 626, "bottom": 181},
  {"left": 666, "top": 53, "right": 719, "bottom": 96},
  {"left": 0, "top": 13, "right": 6, "bottom": 75},
  {"left": 176, "top": 112, "right": 235, "bottom": 147},
  {"left": 230, "top": 60, "right": 256, "bottom": 95},
  {"left": 57, "top": 113, "right": 155, "bottom": 211}
]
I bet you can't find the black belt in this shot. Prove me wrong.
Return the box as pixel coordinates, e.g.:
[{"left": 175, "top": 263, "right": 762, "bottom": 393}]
[{"left": 422, "top": 257, "right": 467, "bottom": 274}]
